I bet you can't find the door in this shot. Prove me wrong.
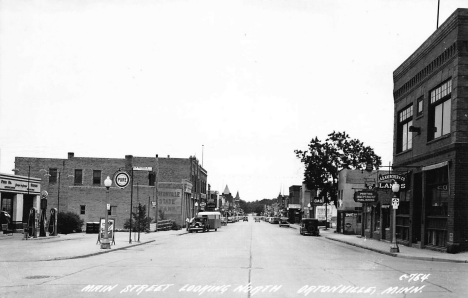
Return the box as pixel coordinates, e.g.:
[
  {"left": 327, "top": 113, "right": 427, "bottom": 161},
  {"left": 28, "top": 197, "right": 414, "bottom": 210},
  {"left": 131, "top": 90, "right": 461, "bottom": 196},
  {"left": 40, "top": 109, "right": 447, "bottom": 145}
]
[
  {"left": 22, "top": 195, "right": 34, "bottom": 224},
  {"left": 412, "top": 173, "right": 422, "bottom": 244}
]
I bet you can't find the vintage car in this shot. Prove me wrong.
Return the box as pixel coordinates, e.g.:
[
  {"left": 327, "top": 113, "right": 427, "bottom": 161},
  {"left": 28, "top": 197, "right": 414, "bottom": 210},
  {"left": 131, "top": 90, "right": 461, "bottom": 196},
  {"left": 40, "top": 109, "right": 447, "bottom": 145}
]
[
  {"left": 278, "top": 217, "right": 290, "bottom": 228},
  {"left": 270, "top": 217, "right": 280, "bottom": 224},
  {"left": 254, "top": 217, "right": 261, "bottom": 222},
  {"left": 243, "top": 216, "right": 248, "bottom": 222},
  {"left": 188, "top": 217, "right": 209, "bottom": 233},
  {"left": 299, "top": 218, "right": 320, "bottom": 236}
]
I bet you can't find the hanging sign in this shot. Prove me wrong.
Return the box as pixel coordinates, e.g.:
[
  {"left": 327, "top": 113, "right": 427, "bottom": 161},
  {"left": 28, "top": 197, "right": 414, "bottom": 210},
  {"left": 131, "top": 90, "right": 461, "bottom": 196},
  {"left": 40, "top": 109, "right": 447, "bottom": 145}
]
[
  {"left": 114, "top": 171, "right": 131, "bottom": 189},
  {"left": 354, "top": 190, "right": 378, "bottom": 203}
]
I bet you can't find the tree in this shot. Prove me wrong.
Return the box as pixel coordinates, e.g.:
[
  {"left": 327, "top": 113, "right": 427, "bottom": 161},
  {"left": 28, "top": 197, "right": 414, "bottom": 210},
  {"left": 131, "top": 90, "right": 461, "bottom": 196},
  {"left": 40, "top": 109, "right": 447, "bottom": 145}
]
[
  {"left": 294, "top": 131, "right": 382, "bottom": 206},
  {"left": 124, "top": 204, "right": 153, "bottom": 232},
  {"left": 57, "top": 211, "right": 84, "bottom": 234}
]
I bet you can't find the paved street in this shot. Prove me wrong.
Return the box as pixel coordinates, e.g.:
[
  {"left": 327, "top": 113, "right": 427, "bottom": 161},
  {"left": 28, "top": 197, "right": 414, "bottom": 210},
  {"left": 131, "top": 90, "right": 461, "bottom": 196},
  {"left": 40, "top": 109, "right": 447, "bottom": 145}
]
[{"left": 1, "top": 217, "right": 468, "bottom": 298}]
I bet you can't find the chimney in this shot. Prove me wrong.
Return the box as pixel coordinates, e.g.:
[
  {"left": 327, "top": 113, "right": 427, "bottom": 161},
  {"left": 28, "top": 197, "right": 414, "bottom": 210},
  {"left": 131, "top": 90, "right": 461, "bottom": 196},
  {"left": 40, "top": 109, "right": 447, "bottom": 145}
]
[{"left": 68, "top": 152, "right": 74, "bottom": 159}]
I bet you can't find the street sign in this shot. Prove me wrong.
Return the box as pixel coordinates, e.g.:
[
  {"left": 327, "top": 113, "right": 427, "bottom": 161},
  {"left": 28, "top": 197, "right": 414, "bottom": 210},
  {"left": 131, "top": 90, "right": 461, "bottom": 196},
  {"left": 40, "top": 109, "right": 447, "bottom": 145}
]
[
  {"left": 114, "top": 171, "right": 131, "bottom": 189},
  {"left": 353, "top": 190, "right": 378, "bottom": 203},
  {"left": 392, "top": 198, "right": 399, "bottom": 209},
  {"left": 133, "top": 166, "right": 153, "bottom": 171}
]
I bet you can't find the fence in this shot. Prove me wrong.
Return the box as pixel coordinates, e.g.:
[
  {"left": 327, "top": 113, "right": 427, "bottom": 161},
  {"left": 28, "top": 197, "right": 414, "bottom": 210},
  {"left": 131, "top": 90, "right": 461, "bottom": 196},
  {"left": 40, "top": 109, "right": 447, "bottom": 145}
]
[{"left": 156, "top": 220, "right": 173, "bottom": 231}]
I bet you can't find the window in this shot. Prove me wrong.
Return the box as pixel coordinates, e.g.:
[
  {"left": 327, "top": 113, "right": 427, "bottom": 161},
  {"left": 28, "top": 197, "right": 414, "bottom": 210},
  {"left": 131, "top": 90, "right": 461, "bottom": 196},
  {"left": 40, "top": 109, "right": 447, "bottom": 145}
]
[
  {"left": 108, "top": 206, "right": 117, "bottom": 216},
  {"left": 74, "top": 169, "right": 83, "bottom": 185},
  {"left": 1, "top": 198, "right": 13, "bottom": 216},
  {"left": 49, "top": 168, "right": 58, "bottom": 184},
  {"left": 93, "top": 170, "right": 101, "bottom": 185},
  {"left": 80, "top": 205, "right": 86, "bottom": 215},
  {"left": 148, "top": 172, "right": 155, "bottom": 186},
  {"left": 429, "top": 80, "right": 452, "bottom": 141},
  {"left": 397, "top": 105, "right": 413, "bottom": 153},
  {"left": 417, "top": 96, "right": 424, "bottom": 116}
]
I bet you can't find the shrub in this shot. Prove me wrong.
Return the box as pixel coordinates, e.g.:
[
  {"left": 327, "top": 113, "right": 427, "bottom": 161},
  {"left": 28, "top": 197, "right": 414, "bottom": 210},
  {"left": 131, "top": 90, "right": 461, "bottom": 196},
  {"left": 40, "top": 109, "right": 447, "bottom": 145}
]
[{"left": 57, "top": 211, "right": 84, "bottom": 234}]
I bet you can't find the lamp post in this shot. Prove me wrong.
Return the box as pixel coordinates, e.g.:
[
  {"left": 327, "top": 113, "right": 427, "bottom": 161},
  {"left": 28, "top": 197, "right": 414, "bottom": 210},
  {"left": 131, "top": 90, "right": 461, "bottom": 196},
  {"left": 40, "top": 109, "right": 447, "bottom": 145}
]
[
  {"left": 390, "top": 181, "right": 400, "bottom": 253},
  {"left": 101, "top": 176, "right": 112, "bottom": 249},
  {"left": 195, "top": 202, "right": 199, "bottom": 216}
]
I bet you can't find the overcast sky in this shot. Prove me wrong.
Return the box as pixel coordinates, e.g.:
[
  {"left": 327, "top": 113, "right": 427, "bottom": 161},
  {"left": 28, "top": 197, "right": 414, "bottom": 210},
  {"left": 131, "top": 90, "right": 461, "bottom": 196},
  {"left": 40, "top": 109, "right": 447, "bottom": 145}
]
[{"left": 1, "top": 0, "right": 466, "bottom": 201}]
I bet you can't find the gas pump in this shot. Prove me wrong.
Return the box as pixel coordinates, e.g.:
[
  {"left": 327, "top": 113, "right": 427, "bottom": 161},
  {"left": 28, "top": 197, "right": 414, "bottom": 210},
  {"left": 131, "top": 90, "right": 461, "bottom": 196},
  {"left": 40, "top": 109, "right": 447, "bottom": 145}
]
[
  {"left": 48, "top": 208, "right": 57, "bottom": 236},
  {"left": 28, "top": 207, "right": 39, "bottom": 238},
  {"left": 39, "top": 193, "right": 48, "bottom": 237}
]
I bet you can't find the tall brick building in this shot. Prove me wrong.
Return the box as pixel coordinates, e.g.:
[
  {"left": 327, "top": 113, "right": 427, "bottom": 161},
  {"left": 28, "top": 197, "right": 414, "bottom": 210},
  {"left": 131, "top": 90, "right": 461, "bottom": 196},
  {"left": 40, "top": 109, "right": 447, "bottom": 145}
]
[
  {"left": 393, "top": 9, "right": 468, "bottom": 253},
  {"left": 14, "top": 153, "right": 207, "bottom": 229}
]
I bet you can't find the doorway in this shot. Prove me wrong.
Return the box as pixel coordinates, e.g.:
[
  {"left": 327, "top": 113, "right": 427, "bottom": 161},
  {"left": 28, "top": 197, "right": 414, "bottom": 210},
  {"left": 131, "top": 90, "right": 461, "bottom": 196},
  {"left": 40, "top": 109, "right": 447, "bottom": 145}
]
[
  {"left": 22, "top": 195, "right": 35, "bottom": 224},
  {"left": 412, "top": 173, "right": 422, "bottom": 244}
]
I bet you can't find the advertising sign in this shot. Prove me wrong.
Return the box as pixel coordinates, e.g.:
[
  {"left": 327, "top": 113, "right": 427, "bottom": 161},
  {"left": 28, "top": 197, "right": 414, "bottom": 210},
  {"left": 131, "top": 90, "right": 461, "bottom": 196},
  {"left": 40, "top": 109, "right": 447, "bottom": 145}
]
[
  {"left": 158, "top": 188, "right": 182, "bottom": 215},
  {"left": 354, "top": 190, "right": 378, "bottom": 203},
  {"left": 114, "top": 171, "right": 130, "bottom": 189},
  {"left": 316, "top": 206, "right": 333, "bottom": 221},
  {"left": 99, "top": 218, "right": 115, "bottom": 243}
]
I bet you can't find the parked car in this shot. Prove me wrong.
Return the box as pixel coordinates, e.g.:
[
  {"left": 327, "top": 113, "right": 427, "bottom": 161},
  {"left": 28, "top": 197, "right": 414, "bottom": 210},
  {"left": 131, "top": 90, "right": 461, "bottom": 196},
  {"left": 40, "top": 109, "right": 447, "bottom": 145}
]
[
  {"left": 188, "top": 217, "right": 208, "bottom": 233},
  {"left": 254, "top": 217, "right": 260, "bottom": 222},
  {"left": 299, "top": 218, "right": 320, "bottom": 236},
  {"left": 278, "top": 217, "right": 290, "bottom": 228},
  {"left": 270, "top": 217, "right": 280, "bottom": 224},
  {"left": 243, "top": 216, "right": 248, "bottom": 222}
]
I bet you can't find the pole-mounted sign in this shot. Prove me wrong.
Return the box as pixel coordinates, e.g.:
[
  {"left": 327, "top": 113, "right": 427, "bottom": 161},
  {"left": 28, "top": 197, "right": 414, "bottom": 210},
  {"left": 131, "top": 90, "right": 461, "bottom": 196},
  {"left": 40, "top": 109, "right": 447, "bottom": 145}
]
[{"left": 114, "top": 171, "right": 131, "bottom": 189}]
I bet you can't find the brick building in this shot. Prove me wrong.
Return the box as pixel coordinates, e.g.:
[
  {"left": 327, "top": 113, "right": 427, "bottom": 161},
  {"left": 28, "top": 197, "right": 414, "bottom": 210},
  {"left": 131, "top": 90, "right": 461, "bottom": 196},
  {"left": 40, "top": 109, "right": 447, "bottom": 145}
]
[
  {"left": 393, "top": 8, "right": 468, "bottom": 253},
  {"left": 14, "top": 153, "right": 207, "bottom": 229}
]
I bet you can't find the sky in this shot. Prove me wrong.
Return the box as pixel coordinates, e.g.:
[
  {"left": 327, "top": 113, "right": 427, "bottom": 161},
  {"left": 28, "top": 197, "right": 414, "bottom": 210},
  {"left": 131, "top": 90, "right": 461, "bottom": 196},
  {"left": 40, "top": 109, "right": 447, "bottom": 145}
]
[{"left": 1, "top": 0, "right": 466, "bottom": 202}]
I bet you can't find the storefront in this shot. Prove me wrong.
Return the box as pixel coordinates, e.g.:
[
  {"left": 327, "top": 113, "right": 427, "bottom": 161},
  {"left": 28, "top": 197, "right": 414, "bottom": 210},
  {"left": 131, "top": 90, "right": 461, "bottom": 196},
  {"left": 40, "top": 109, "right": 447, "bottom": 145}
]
[{"left": 0, "top": 173, "right": 41, "bottom": 231}]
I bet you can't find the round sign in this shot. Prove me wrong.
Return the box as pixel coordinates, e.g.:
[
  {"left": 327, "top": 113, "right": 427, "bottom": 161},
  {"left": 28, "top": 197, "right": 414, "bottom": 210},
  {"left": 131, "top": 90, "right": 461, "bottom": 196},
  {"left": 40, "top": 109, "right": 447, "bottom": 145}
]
[
  {"left": 41, "top": 190, "right": 48, "bottom": 199},
  {"left": 114, "top": 171, "right": 130, "bottom": 189}
]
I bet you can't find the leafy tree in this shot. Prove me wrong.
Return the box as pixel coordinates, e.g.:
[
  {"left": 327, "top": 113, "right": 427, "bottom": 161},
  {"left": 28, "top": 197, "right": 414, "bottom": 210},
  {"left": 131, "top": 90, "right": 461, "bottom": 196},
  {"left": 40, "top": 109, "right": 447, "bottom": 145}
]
[
  {"left": 123, "top": 204, "right": 153, "bottom": 232},
  {"left": 294, "top": 131, "right": 382, "bottom": 206}
]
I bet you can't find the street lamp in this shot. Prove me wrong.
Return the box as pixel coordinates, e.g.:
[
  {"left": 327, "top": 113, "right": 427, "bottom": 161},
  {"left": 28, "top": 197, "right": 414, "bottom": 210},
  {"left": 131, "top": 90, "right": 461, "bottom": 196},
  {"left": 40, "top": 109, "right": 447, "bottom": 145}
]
[
  {"left": 195, "top": 202, "right": 199, "bottom": 215},
  {"left": 390, "top": 181, "right": 400, "bottom": 253},
  {"left": 101, "top": 176, "right": 112, "bottom": 249}
]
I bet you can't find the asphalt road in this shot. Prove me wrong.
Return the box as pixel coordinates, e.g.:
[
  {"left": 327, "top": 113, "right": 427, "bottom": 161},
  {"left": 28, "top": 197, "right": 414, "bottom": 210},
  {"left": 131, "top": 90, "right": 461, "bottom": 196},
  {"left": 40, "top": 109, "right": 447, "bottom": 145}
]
[{"left": 1, "top": 218, "right": 468, "bottom": 298}]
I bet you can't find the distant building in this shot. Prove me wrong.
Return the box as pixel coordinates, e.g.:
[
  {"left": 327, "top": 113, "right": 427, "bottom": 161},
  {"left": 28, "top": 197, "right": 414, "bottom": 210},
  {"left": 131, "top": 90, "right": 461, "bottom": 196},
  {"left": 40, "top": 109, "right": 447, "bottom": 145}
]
[{"left": 14, "top": 153, "right": 207, "bottom": 229}]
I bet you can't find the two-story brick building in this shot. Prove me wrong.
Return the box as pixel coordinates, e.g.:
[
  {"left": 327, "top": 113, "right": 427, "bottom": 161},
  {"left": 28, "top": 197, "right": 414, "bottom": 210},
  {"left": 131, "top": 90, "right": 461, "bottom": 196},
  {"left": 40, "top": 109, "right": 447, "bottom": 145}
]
[
  {"left": 14, "top": 153, "right": 207, "bottom": 229},
  {"left": 393, "top": 8, "right": 468, "bottom": 253}
]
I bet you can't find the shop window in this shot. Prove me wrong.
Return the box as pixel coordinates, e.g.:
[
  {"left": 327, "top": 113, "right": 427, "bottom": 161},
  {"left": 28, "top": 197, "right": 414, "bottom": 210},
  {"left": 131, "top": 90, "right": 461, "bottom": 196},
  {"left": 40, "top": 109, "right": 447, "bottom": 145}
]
[
  {"left": 397, "top": 105, "right": 413, "bottom": 153},
  {"left": 428, "top": 80, "right": 452, "bottom": 141},
  {"left": 80, "top": 205, "right": 86, "bottom": 215},
  {"left": 93, "top": 170, "right": 101, "bottom": 185},
  {"left": 427, "top": 229, "right": 446, "bottom": 247},
  {"left": 426, "top": 166, "right": 449, "bottom": 216},
  {"left": 49, "top": 168, "right": 58, "bottom": 184},
  {"left": 1, "top": 198, "right": 13, "bottom": 216},
  {"left": 74, "top": 169, "right": 83, "bottom": 185}
]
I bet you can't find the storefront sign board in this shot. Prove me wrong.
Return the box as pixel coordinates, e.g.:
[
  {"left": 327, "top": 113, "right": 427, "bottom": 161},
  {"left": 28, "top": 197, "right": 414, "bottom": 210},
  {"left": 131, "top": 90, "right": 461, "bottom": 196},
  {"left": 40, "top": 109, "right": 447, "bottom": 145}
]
[{"left": 354, "top": 190, "right": 378, "bottom": 203}]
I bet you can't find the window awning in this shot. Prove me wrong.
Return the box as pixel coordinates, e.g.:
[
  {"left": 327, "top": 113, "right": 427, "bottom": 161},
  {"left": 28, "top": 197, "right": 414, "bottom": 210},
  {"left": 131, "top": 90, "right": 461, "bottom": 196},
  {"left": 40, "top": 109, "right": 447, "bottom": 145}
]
[{"left": 422, "top": 161, "right": 449, "bottom": 171}]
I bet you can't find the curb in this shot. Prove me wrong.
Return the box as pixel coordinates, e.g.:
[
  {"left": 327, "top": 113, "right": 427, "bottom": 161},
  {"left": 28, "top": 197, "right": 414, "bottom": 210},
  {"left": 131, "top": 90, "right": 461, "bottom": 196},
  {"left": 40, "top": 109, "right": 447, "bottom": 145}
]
[
  {"left": 325, "top": 237, "right": 468, "bottom": 263},
  {"left": 45, "top": 240, "right": 156, "bottom": 261}
]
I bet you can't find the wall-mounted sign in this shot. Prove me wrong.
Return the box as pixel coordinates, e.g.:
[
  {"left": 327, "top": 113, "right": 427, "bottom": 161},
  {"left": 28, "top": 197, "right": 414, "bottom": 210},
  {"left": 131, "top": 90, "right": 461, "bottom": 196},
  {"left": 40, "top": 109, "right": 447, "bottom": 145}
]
[
  {"left": 377, "top": 173, "right": 408, "bottom": 190},
  {"left": 114, "top": 171, "right": 131, "bottom": 189},
  {"left": 313, "top": 197, "right": 324, "bottom": 204},
  {"left": 133, "top": 166, "right": 153, "bottom": 171},
  {"left": 0, "top": 174, "right": 41, "bottom": 194},
  {"left": 354, "top": 190, "right": 378, "bottom": 203}
]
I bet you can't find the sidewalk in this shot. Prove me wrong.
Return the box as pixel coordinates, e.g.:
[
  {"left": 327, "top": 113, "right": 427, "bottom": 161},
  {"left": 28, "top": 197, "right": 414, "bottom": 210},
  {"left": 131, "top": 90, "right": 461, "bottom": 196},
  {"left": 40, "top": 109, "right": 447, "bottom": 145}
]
[
  {"left": 0, "top": 229, "right": 187, "bottom": 262},
  {"left": 290, "top": 223, "right": 468, "bottom": 263}
]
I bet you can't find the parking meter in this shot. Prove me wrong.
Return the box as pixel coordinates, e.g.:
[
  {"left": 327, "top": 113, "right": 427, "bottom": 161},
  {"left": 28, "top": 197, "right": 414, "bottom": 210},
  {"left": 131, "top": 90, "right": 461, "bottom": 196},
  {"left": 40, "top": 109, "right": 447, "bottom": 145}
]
[
  {"left": 28, "top": 207, "right": 38, "bottom": 238},
  {"left": 48, "top": 208, "right": 57, "bottom": 236}
]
